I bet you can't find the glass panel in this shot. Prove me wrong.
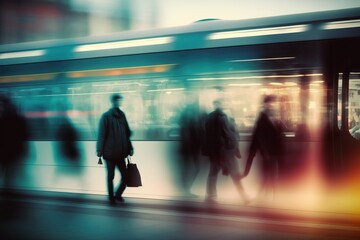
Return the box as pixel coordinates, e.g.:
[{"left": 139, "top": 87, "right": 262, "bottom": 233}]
[
  {"left": 2, "top": 41, "right": 324, "bottom": 141},
  {"left": 338, "top": 73, "right": 343, "bottom": 130},
  {"left": 185, "top": 72, "right": 324, "bottom": 139},
  {"left": 349, "top": 72, "right": 360, "bottom": 140},
  {"left": 308, "top": 75, "right": 325, "bottom": 139},
  {"left": 8, "top": 70, "right": 325, "bottom": 141}
]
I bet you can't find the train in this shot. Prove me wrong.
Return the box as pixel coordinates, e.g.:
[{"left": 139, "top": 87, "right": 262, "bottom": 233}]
[{"left": 1, "top": 8, "right": 360, "bottom": 205}]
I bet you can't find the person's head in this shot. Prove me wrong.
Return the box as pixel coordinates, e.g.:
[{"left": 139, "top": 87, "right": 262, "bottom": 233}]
[
  {"left": 0, "top": 95, "right": 15, "bottom": 117},
  {"left": 263, "top": 95, "right": 276, "bottom": 110},
  {"left": 354, "top": 110, "right": 360, "bottom": 123},
  {"left": 110, "top": 93, "right": 123, "bottom": 108},
  {"left": 213, "top": 99, "right": 223, "bottom": 110}
]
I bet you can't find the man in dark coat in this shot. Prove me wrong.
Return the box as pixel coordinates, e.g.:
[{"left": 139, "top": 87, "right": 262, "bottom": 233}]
[
  {"left": 178, "top": 101, "right": 206, "bottom": 196},
  {"left": 97, "top": 93, "right": 133, "bottom": 204},
  {"left": 0, "top": 95, "right": 29, "bottom": 192},
  {"left": 243, "top": 95, "right": 284, "bottom": 200},
  {"left": 203, "top": 99, "right": 247, "bottom": 203}
]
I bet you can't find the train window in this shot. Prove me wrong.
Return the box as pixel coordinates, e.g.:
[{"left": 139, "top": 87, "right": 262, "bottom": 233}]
[
  {"left": 5, "top": 73, "right": 325, "bottom": 141},
  {"left": 348, "top": 72, "right": 360, "bottom": 140},
  {"left": 186, "top": 72, "right": 324, "bottom": 140},
  {"left": 9, "top": 84, "right": 95, "bottom": 140},
  {"left": 11, "top": 73, "right": 321, "bottom": 141},
  {"left": 90, "top": 78, "right": 186, "bottom": 141},
  {"left": 2, "top": 42, "right": 324, "bottom": 141}
]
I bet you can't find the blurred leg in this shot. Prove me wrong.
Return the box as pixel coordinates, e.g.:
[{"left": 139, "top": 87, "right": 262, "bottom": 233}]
[
  {"left": 186, "top": 155, "right": 200, "bottom": 195},
  {"left": 192, "top": 155, "right": 200, "bottom": 186},
  {"left": 230, "top": 173, "right": 249, "bottom": 203},
  {"left": 180, "top": 154, "right": 190, "bottom": 193},
  {"left": 225, "top": 150, "right": 249, "bottom": 202},
  {"left": 105, "top": 160, "right": 116, "bottom": 200},
  {"left": 115, "top": 159, "right": 127, "bottom": 198},
  {"left": 206, "top": 157, "right": 221, "bottom": 200}
]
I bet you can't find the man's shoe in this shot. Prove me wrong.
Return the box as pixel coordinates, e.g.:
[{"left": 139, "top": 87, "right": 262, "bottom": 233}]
[
  {"left": 115, "top": 196, "right": 125, "bottom": 203},
  {"left": 109, "top": 197, "right": 116, "bottom": 205},
  {"left": 204, "top": 197, "right": 217, "bottom": 204}
]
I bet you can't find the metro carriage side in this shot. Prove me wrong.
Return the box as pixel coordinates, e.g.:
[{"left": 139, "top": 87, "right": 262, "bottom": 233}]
[{"left": 1, "top": 9, "right": 360, "bottom": 207}]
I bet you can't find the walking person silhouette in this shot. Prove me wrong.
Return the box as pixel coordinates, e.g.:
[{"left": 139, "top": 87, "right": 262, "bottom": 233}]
[
  {"left": 97, "top": 94, "right": 133, "bottom": 205},
  {"left": 243, "top": 95, "right": 285, "bottom": 203},
  {"left": 203, "top": 99, "right": 248, "bottom": 203}
]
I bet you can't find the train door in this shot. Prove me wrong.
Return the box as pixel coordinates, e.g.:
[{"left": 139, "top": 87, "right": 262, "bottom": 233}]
[
  {"left": 337, "top": 71, "right": 360, "bottom": 174},
  {"left": 327, "top": 38, "right": 360, "bottom": 180}
]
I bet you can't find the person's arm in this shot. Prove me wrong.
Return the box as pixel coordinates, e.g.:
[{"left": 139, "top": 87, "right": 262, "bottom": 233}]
[
  {"left": 243, "top": 137, "right": 258, "bottom": 177},
  {"left": 96, "top": 115, "right": 106, "bottom": 157},
  {"left": 350, "top": 124, "right": 360, "bottom": 134},
  {"left": 219, "top": 115, "right": 237, "bottom": 149},
  {"left": 243, "top": 115, "right": 263, "bottom": 177},
  {"left": 123, "top": 112, "right": 134, "bottom": 156}
]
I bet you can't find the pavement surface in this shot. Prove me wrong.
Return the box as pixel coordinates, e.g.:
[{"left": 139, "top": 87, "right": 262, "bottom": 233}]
[{"left": 1, "top": 190, "right": 360, "bottom": 240}]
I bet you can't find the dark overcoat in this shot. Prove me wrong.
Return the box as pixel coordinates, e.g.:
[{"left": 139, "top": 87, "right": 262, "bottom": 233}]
[
  {"left": 244, "top": 110, "right": 284, "bottom": 177},
  {"left": 97, "top": 108, "right": 133, "bottom": 160},
  {"left": 202, "top": 109, "right": 238, "bottom": 159}
]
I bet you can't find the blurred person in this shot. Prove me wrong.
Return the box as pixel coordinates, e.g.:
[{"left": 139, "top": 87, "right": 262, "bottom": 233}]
[
  {"left": 349, "top": 110, "right": 360, "bottom": 140},
  {"left": 178, "top": 98, "right": 206, "bottom": 197},
  {"left": 243, "top": 95, "right": 285, "bottom": 202},
  {"left": 349, "top": 110, "right": 357, "bottom": 129},
  {"left": 52, "top": 112, "right": 84, "bottom": 184},
  {"left": 55, "top": 102, "right": 80, "bottom": 163},
  {"left": 0, "top": 95, "right": 29, "bottom": 193},
  {"left": 97, "top": 93, "right": 133, "bottom": 205},
  {"left": 202, "top": 99, "right": 248, "bottom": 203},
  {"left": 57, "top": 117, "right": 80, "bottom": 161}
]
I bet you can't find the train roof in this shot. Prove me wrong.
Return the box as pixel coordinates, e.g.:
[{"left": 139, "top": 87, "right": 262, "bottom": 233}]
[{"left": 1, "top": 7, "right": 360, "bottom": 65}]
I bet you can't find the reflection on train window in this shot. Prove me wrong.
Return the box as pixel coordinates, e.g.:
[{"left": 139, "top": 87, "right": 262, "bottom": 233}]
[
  {"left": 8, "top": 71, "right": 325, "bottom": 141},
  {"left": 338, "top": 73, "right": 343, "bottom": 130},
  {"left": 9, "top": 78, "right": 187, "bottom": 141},
  {"left": 188, "top": 72, "right": 324, "bottom": 139},
  {"left": 0, "top": 41, "right": 327, "bottom": 141},
  {"left": 11, "top": 85, "right": 94, "bottom": 140},
  {"left": 349, "top": 72, "right": 360, "bottom": 140},
  {"left": 91, "top": 78, "right": 186, "bottom": 140}
]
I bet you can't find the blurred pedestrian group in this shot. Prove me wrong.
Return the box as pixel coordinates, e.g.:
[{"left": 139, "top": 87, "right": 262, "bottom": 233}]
[
  {"left": 178, "top": 95, "right": 285, "bottom": 204},
  {"left": 0, "top": 92, "right": 285, "bottom": 206}
]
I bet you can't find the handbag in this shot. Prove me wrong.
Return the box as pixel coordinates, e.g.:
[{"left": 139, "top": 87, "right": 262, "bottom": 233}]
[
  {"left": 98, "top": 157, "right": 103, "bottom": 165},
  {"left": 126, "top": 157, "right": 142, "bottom": 187}
]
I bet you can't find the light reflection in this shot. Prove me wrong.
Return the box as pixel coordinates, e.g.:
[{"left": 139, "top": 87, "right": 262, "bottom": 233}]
[
  {"left": 74, "top": 37, "right": 174, "bottom": 52},
  {"left": 284, "top": 82, "right": 297, "bottom": 86},
  {"left": 208, "top": 24, "right": 309, "bottom": 40},
  {"left": 228, "top": 83, "right": 261, "bottom": 86},
  {"left": 189, "top": 74, "right": 305, "bottom": 81},
  {"left": 229, "top": 56, "right": 295, "bottom": 62},
  {"left": 0, "top": 50, "right": 45, "bottom": 59},
  {"left": 147, "top": 88, "right": 185, "bottom": 92},
  {"left": 322, "top": 19, "right": 360, "bottom": 30}
]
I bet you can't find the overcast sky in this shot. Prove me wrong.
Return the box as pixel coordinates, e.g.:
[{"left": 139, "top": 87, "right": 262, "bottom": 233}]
[
  {"left": 159, "top": 0, "right": 360, "bottom": 26},
  {"left": 71, "top": 0, "right": 360, "bottom": 29}
]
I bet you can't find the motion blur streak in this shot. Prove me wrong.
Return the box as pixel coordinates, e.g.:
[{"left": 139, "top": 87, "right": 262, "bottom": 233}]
[
  {"left": 67, "top": 64, "right": 175, "bottom": 78},
  {"left": 0, "top": 7, "right": 360, "bottom": 225},
  {"left": 0, "top": 73, "right": 56, "bottom": 83},
  {"left": 74, "top": 37, "right": 173, "bottom": 52},
  {"left": 0, "top": 50, "right": 45, "bottom": 59},
  {"left": 322, "top": 19, "right": 360, "bottom": 30},
  {"left": 208, "top": 24, "right": 308, "bottom": 40}
]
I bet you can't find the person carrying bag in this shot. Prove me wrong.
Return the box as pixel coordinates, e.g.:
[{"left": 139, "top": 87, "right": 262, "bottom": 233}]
[{"left": 96, "top": 93, "right": 134, "bottom": 204}]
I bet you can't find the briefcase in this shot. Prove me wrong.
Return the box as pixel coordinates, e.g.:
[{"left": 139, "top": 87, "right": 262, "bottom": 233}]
[{"left": 126, "top": 157, "right": 142, "bottom": 187}]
